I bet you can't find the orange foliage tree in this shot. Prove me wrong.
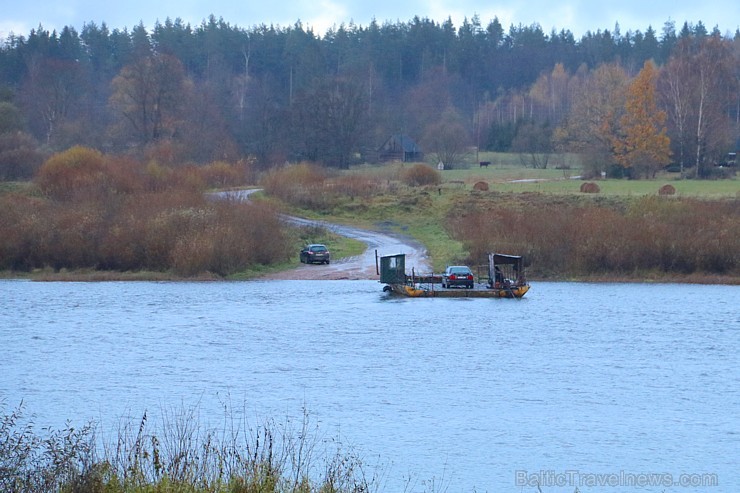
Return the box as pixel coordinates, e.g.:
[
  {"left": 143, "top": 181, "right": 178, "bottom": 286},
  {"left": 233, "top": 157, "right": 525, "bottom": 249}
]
[{"left": 614, "top": 61, "right": 671, "bottom": 178}]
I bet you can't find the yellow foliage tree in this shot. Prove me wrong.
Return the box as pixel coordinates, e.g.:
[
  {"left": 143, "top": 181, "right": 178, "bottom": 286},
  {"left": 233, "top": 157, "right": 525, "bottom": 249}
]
[{"left": 614, "top": 61, "right": 671, "bottom": 178}]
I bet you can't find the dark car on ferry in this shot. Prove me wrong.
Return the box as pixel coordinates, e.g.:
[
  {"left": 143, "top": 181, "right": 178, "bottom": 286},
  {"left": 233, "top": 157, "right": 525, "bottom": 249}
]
[
  {"left": 300, "top": 244, "right": 331, "bottom": 264},
  {"left": 441, "top": 265, "right": 474, "bottom": 289}
]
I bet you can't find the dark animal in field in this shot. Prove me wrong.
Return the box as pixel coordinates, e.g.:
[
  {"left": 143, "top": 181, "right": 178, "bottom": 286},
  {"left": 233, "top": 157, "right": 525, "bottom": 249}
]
[{"left": 479, "top": 161, "right": 491, "bottom": 168}]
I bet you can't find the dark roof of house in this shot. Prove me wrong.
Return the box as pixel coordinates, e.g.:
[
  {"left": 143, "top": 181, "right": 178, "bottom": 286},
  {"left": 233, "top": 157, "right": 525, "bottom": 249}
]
[{"left": 381, "top": 134, "right": 421, "bottom": 152}]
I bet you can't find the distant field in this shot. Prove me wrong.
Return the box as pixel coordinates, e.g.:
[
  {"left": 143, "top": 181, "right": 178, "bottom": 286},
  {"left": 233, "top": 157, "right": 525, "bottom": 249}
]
[{"left": 375, "top": 153, "right": 740, "bottom": 198}]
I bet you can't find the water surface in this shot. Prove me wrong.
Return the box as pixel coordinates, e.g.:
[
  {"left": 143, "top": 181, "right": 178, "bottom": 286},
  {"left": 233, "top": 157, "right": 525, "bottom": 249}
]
[{"left": 1, "top": 280, "right": 737, "bottom": 492}]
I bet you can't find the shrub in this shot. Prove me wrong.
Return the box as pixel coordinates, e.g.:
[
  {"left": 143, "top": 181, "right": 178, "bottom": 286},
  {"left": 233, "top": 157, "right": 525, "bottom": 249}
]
[
  {"left": 473, "top": 181, "right": 489, "bottom": 191},
  {"left": 200, "top": 160, "right": 251, "bottom": 189},
  {"left": 658, "top": 184, "right": 676, "bottom": 195},
  {"left": 261, "top": 163, "right": 338, "bottom": 209},
  {"left": 0, "top": 132, "right": 44, "bottom": 180},
  {"left": 2, "top": 150, "right": 289, "bottom": 276},
  {"left": 35, "top": 146, "right": 107, "bottom": 201},
  {"left": 400, "top": 163, "right": 441, "bottom": 187}
]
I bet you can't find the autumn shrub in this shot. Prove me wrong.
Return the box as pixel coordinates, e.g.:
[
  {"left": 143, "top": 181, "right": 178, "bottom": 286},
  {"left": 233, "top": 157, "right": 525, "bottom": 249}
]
[
  {"left": 199, "top": 160, "right": 252, "bottom": 189},
  {"left": 2, "top": 150, "right": 290, "bottom": 275},
  {"left": 0, "top": 132, "right": 44, "bottom": 180},
  {"left": 473, "top": 181, "right": 489, "bottom": 191},
  {"left": 0, "top": 194, "right": 49, "bottom": 270},
  {"left": 400, "top": 163, "right": 441, "bottom": 187},
  {"left": 171, "top": 201, "right": 290, "bottom": 276},
  {"left": 103, "top": 155, "right": 148, "bottom": 195},
  {"left": 261, "top": 162, "right": 340, "bottom": 209},
  {"left": 35, "top": 146, "right": 107, "bottom": 201},
  {"left": 658, "top": 184, "right": 676, "bottom": 195}
]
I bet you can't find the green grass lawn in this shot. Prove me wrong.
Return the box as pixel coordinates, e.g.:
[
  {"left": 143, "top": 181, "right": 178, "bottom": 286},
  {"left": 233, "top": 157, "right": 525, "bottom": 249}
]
[{"left": 428, "top": 159, "right": 739, "bottom": 198}]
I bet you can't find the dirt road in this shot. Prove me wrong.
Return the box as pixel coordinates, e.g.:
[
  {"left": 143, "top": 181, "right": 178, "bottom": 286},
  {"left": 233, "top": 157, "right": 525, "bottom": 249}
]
[{"left": 219, "top": 190, "right": 431, "bottom": 280}]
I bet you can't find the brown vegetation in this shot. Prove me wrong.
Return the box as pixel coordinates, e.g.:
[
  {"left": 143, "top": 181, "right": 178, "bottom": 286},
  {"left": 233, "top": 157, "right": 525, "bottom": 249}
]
[
  {"left": 262, "top": 162, "right": 385, "bottom": 211},
  {"left": 445, "top": 194, "right": 739, "bottom": 278},
  {"left": 0, "top": 147, "right": 289, "bottom": 276},
  {"left": 659, "top": 184, "right": 676, "bottom": 195},
  {"left": 473, "top": 181, "right": 490, "bottom": 191},
  {"left": 400, "top": 163, "right": 442, "bottom": 187}
]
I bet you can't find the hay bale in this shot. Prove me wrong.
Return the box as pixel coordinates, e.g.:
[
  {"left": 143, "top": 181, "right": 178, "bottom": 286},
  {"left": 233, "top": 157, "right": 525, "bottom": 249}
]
[
  {"left": 580, "top": 182, "right": 600, "bottom": 193},
  {"left": 473, "top": 181, "right": 489, "bottom": 191},
  {"left": 658, "top": 184, "right": 676, "bottom": 196}
]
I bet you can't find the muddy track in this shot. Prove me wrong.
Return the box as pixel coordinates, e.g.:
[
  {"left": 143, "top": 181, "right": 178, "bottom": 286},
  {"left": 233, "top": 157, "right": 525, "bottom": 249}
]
[{"left": 218, "top": 190, "right": 430, "bottom": 280}]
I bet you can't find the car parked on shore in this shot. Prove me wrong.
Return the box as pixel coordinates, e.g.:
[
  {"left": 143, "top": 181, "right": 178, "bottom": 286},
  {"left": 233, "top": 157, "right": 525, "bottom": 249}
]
[
  {"left": 300, "top": 244, "right": 331, "bottom": 264},
  {"left": 441, "top": 265, "right": 474, "bottom": 288}
]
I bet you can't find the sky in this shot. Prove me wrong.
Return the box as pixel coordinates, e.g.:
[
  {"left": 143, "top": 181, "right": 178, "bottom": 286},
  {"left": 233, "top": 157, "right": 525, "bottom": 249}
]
[{"left": 1, "top": 0, "right": 738, "bottom": 41}]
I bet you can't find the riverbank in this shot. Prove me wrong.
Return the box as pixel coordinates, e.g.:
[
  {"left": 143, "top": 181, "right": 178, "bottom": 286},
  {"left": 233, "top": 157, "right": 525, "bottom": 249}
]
[{"left": 3, "top": 266, "right": 738, "bottom": 285}]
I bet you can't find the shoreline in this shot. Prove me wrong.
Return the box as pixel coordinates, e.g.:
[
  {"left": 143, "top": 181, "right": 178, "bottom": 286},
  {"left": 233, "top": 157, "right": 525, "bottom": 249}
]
[{"left": 3, "top": 268, "right": 738, "bottom": 285}]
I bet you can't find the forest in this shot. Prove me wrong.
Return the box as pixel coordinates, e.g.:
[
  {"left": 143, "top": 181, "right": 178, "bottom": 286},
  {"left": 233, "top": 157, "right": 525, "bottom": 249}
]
[{"left": 0, "top": 14, "right": 738, "bottom": 179}]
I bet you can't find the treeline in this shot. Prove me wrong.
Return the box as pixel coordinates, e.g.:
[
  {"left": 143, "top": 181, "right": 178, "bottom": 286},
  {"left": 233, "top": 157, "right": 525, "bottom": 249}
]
[
  {"left": 0, "top": 146, "right": 291, "bottom": 276},
  {"left": 0, "top": 15, "right": 738, "bottom": 176}
]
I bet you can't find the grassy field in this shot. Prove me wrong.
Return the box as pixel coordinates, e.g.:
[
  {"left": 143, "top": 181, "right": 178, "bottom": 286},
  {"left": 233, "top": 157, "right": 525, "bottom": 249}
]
[
  {"left": 435, "top": 162, "right": 739, "bottom": 198},
  {"left": 352, "top": 156, "right": 739, "bottom": 198}
]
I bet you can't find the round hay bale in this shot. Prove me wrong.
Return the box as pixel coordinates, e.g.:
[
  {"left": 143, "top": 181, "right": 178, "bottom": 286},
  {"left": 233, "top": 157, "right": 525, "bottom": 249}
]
[
  {"left": 580, "top": 182, "right": 600, "bottom": 193},
  {"left": 658, "top": 184, "right": 676, "bottom": 196},
  {"left": 473, "top": 181, "right": 489, "bottom": 191}
]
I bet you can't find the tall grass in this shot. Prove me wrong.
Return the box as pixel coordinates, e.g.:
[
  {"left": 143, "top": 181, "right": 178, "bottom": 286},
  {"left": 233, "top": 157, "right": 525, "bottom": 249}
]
[
  {"left": 0, "top": 401, "right": 380, "bottom": 493},
  {"left": 446, "top": 194, "right": 740, "bottom": 278}
]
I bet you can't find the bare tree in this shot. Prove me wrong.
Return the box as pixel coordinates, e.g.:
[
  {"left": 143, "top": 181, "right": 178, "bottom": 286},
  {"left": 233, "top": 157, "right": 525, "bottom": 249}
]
[
  {"left": 660, "top": 35, "right": 736, "bottom": 177},
  {"left": 109, "top": 54, "right": 189, "bottom": 147},
  {"left": 422, "top": 106, "right": 472, "bottom": 168}
]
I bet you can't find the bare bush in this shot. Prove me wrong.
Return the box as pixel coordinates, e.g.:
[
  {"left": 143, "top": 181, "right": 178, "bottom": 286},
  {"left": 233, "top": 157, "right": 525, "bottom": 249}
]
[
  {"left": 658, "top": 184, "right": 676, "bottom": 195},
  {"left": 2, "top": 153, "right": 289, "bottom": 276},
  {"left": 261, "top": 162, "right": 334, "bottom": 209},
  {"left": 446, "top": 196, "right": 739, "bottom": 277},
  {"left": 199, "top": 159, "right": 254, "bottom": 189},
  {"left": 400, "top": 163, "right": 441, "bottom": 187},
  {"left": 473, "top": 181, "right": 489, "bottom": 191},
  {"left": 0, "top": 132, "right": 44, "bottom": 180}
]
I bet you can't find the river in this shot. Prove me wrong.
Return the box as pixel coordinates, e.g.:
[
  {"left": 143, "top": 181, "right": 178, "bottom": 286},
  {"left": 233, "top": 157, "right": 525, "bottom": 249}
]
[{"left": 1, "top": 279, "right": 737, "bottom": 492}]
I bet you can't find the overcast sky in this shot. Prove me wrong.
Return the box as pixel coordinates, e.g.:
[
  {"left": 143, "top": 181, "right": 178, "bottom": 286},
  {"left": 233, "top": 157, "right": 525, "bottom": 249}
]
[{"left": 2, "top": 0, "right": 738, "bottom": 41}]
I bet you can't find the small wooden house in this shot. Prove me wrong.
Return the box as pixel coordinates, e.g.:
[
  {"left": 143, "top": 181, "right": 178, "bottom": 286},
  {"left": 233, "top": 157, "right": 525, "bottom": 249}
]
[{"left": 378, "top": 135, "right": 423, "bottom": 162}]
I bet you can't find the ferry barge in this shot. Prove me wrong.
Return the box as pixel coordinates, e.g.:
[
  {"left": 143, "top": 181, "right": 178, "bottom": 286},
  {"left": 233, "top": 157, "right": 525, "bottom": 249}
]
[{"left": 378, "top": 252, "right": 530, "bottom": 298}]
